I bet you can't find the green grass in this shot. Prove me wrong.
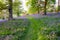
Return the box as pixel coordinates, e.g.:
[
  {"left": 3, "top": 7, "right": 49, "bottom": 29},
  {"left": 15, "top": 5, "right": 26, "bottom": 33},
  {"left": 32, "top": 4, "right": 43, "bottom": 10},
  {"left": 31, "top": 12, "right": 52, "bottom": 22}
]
[
  {"left": 25, "top": 17, "right": 60, "bottom": 40},
  {"left": 0, "top": 19, "right": 30, "bottom": 40},
  {"left": 0, "top": 17, "right": 60, "bottom": 40}
]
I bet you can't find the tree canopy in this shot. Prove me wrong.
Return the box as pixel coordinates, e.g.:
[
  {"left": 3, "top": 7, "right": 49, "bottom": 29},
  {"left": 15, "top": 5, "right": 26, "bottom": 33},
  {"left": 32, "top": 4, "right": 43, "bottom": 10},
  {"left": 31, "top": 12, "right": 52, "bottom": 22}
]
[{"left": 26, "top": 0, "right": 56, "bottom": 14}]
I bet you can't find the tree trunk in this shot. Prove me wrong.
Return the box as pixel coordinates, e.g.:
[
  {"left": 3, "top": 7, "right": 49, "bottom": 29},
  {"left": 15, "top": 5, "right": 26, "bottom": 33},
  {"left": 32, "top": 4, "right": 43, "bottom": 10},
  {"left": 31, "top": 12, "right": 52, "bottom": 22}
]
[
  {"left": 37, "top": 4, "right": 40, "bottom": 14},
  {"left": 58, "top": 0, "right": 60, "bottom": 14},
  {"left": 17, "top": 12, "right": 20, "bottom": 17},
  {"left": 8, "top": 0, "right": 13, "bottom": 20},
  {"left": 38, "top": 6, "right": 40, "bottom": 14},
  {"left": 58, "top": 0, "right": 60, "bottom": 11},
  {"left": 44, "top": 0, "right": 47, "bottom": 15}
]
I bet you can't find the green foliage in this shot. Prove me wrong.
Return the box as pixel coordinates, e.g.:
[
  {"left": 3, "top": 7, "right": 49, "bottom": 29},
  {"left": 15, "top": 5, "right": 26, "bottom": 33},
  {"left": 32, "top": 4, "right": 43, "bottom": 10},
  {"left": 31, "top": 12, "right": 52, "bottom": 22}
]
[
  {"left": 0, "top": 0, "right": 7, "bottom": 10},
  {"left": 26, "top": 0, "right": 44, "bottom": 13},
  {"left": 0, "top": 16, "right": 60, "bottom": 40},
  {"left": 26, "top": 0, "right": 56, "bottom": 14},
  {"left": 0, "top": 19, "right": 30, "bottom": 40},
  {"left": 23, "top": 17, "right": 60, "bottom": 40},
  {"left": 13, "top": 0, "right": 22, "bottom": 15},
  {"left": 51, "top": 0, "right": 56, "bottom": 4},
  {"left": 58, "top": 6, "right": 60, "bottom": 11},
  {"left": 0, "top": 0, "right": 23, "bottom": 19}
]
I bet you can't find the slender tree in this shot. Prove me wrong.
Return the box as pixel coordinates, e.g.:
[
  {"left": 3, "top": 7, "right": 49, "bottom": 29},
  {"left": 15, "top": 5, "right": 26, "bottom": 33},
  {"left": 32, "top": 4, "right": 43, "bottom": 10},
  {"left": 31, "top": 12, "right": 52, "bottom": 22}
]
[
  {"left": 8, "top": 0, "right": 13, "bottom": 20},
  {"left": 58, "top": 0, "right": 60, "bottom": 12},
  {"left": 44, "top": 0, "right": 56, "bottom": 15},
  {"left": 44, "top": 0, "right": 47, "bottom": 15},
  {"left": 37, "top": 0, "right": 40, "bottom": 14}
]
